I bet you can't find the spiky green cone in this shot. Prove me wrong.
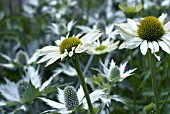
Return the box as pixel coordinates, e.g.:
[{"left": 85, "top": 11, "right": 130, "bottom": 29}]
[{"left": 110, "top": 66, "right": 120, "bottom": 82}]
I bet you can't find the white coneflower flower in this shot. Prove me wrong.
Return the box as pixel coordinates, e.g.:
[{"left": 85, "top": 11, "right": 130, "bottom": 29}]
[
  {"left": 39, "top": 85, "right": 104, "bottom": 114},
  {"left": 116, "top": 13, "right": 170, "bottom": 61},
  {"left": 100, "top": 59, "right": 137, "bottom": 82},
  {"left": 87, "top": 38, "right": 119, "bottom": 55},
  {"left": 36, "top": 30, "right": 102, "bottom": 66}
]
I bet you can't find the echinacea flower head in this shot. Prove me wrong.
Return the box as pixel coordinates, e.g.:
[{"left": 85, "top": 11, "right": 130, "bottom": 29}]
[
  {"left": 100, "top": 59, "right": 137, "bottom": 82},
  {"left": 119, "top": 2, "right": 143, "bottom": 18},
  {"left": 116, "top": 13, "right": 170, "bottom": 61},
  {"left": 36, "top": 30, "right": 102, "bottom": 66},
  {"left": 87, "top": 38, "right": 119, "bottom": 55},
  {"left": 39, "top": 85, "right": 104, "bottom": 114}
]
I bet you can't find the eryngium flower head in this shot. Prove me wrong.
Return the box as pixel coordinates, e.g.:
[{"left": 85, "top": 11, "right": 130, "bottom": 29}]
[
  {"left": 109, "top": 66, "right": 120, "bottom": 81},
  {"left": 143, "top": 103, "right": 156, "bottom": 114},
  {"left": 64, "top": 86, "right": 79, "bottom": 110},
  {"left": 16, "top": 50, "right": 28, "bottom": 66},
  {"left": 17, "top": 80, "right": 28, "bottom": 99}
]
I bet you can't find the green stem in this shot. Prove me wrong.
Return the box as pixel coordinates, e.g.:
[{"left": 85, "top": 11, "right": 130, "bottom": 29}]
[
  {"left": 130, "top": 50, "right": 136, "bottom": 114},
  {"left": 107, "top": 81, "right": 114, "bottom": 98},
  {"left": 148, "top": 52, "right": 160, "bottom": 114},
  {"left": 72, "top": 56, "right": 95, "bottom": 114}
]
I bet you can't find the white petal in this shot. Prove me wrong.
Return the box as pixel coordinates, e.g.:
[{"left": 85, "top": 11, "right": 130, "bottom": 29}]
[
  {"left": 80, "top": 30, "right": 102, "bottom": 44},
  {"left": 60, "top": 50, "right": 68, "bottom": 60},
  {"left": 158, "top": 40, "right": 170, "bottom": 54},
  {"left": 68, "top": 47, "right": 75, "bottom": 57},
  {"left": 45, "top": 56, "right": 60, "bottom": 67},
  {"left": 152, "top": 41, "right": 159, "bottom": 52},
  {"left": 77, "top": 85, "right": 85, "bottom": 102},
  {"left": 119, "top": 37, "right": 142, "bottom": 49},
  {"left": 164, "top": 21, "right": 170, "bottom": 31},
  {"left": 39, "top": 97, "right": 65, "bottom": 109},
  {"left": 148, "top": 42, "right": 154, "bottom": 53},
  {"left": 127, "top": 19, "right": 138, "bottom": 30},
  {"left": 158, "top": 13, "right": 167, "bottom": 24},
  {"left": 140, "top": 40, "right": 148, "bottom": 55},
  {"left": 57, "top": 88, "right": 65, "bottom": 104}
]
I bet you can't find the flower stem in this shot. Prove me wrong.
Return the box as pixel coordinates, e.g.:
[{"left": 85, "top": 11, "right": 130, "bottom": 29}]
[
  {"left": 148, "top": 52, "right": 160, "bottom": 114},
  {"left": 107, "top": 81, "right": 114, "bottom": 98},
  {"left": 130, "top": 50, "right": 136, "bottom": 114},
  {"left": 72, "top": 56, "right": 95, "bottom": 114}
]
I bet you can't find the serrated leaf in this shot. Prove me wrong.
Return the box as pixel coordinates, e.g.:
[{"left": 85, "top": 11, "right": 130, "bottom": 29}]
[{"left": 21, "top": 81, "right": 40, "bottom": 103}]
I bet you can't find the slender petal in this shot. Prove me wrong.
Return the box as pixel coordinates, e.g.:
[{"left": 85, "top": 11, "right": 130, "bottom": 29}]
[
  {"left": 158, "top": 13, "right": 167, "bottom": 24},
  {"left": 140, "top": 40, "right": 148, "bottom": 55},
  {"left": 158, "top": 40, "right": 170, "bottom": 54}
]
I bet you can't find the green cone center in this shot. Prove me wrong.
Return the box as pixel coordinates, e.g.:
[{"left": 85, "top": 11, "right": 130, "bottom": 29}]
[
  {"left": 137, "top": 16, "right": 165, "bottom": 41},
  {"left": 95, "top": 45, "right": 107, "bottom": 51},
  {"left": 59, "top": 37, "right": 82, "bottom": 54}
]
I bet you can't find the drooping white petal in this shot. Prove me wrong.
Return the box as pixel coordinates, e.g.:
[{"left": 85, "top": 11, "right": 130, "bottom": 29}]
[
  {"left": 45, "top": 55, "right": 60, "bottom": 66},
  {"left": 119, "top": 37, "right": 142, "bottom": 49},
  {"left": 148, "top": 42, "right": 154, "bottom": 53},
  {"left": 159, "top": 40, "right": 170, "bottom": 54},
  {"left": 39, "top": 97, "right": 65, "bottom": 109},
  {"left": 57, "top": 88, "right": 65, "bottom": 104},
  {"left": 152, "top": 41, "right": 159, "bottom": 52},
  {"left": 148, "top": 42, "right": 161, "bottom": 61},
  {"left": 158, "top": 13, "right": 167, "bottom": 24},
  {"left": 60, "top": 50, "right": 68, "bottom": 60},
  {"left": 140, "top": 40, "right": 148, "bottom": 55},
  {"left": 68, "top": 47, "right": 75, "bottom": 57}
]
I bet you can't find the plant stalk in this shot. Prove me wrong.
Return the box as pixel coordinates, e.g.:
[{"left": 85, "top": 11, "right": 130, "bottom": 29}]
[
  {"left": 72, "top": 56, "right": 95, "bottom": 114},
  {"left": 148, "top": 52, "right": 160, "bottom": 114}
]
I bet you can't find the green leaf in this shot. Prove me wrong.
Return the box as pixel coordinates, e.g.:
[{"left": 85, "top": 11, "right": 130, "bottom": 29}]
[
  {"left": 3, "top": 101, "right": 20, "bottom": 107},
  {"left": 21, "top": 81, "right": 41, "bottom": 104}
]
